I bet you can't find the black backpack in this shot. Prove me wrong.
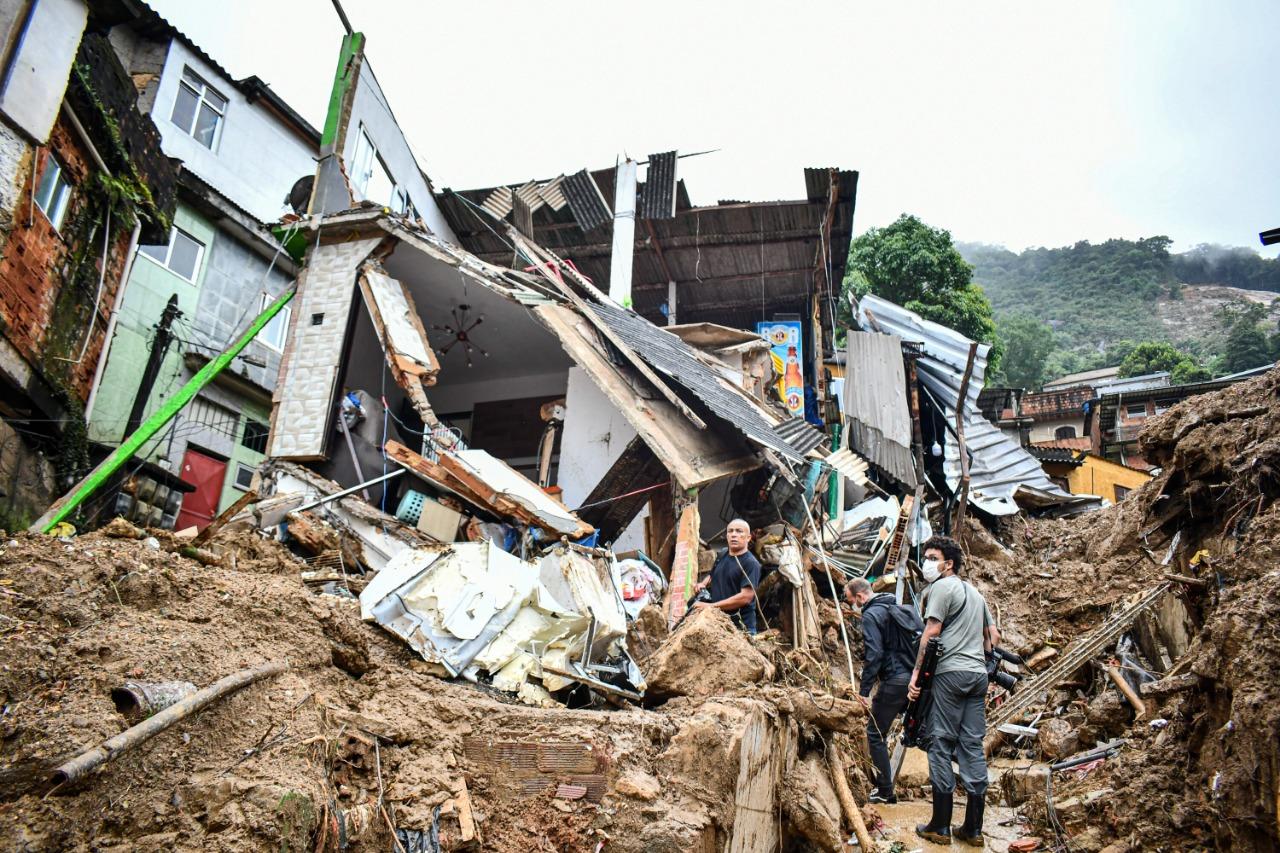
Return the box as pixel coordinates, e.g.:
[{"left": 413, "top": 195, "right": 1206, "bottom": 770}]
[{"left": 882, "top": 599, "right": 925, "bottom": 657}]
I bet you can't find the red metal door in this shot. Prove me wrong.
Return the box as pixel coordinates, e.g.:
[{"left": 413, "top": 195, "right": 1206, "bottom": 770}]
[{"left": 175, "top": 447, "right": 226, "bottom": 531}]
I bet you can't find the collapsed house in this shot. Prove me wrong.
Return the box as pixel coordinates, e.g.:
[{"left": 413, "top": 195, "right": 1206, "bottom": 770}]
[{"left": 13, "top": 13, "right": 1279, "bottom": 853}]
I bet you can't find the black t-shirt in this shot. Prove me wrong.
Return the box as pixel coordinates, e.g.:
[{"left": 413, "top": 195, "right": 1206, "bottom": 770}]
[{"left": 708, "top": 549, "right": 762, "bottom": 633}]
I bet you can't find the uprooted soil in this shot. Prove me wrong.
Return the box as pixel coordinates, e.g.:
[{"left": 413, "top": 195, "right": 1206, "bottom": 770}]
[
  {"left": 965, "top": 366, "right": 1280, "bottom": 851},
  {"left": 5, "top": 368, "right": 1279, "bottom": 852},
  {"left": 0, "top": 527, "right": 878, "bottom": 851}
]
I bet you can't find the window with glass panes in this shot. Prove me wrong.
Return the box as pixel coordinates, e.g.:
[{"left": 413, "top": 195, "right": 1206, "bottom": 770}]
[
  {"left": 257, "top": 293, "right": 290, "bottom": 350},
  {"left": 170, "top": 67, "right": 227, "bottom": 149},
  {"left": 139, "top": 227, "right": 204, "bottom": 282},
  {"left": 34, "top": 156, "right": 72, "bottom": 230}
]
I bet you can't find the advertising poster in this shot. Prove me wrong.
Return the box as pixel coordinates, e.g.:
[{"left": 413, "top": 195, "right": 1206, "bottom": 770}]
[{"left": 756, "top": 320, "right": 805, "bottom": 417}]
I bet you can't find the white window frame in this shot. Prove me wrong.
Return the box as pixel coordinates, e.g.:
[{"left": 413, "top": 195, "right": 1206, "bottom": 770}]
[
  {"left": 350, "top": 124, "right": 395, "bottom": 204},
  {"left": 33, "top": 155, "right": 72, "bottom": 231},
  {"left": 232, "top": 462, "right": 255, "bottom": 491},
  {"left": 1125, "top": 403, "right": 1147, "bottom": 419},
  {"left": 256, "top": 292, "right": 291, "bottom": 351},
  {"left": 171, "top": 66, "right": 227, "bottom": 151},
  {"left": 138, "top": 226, "right": 205, "bottom": 283}
]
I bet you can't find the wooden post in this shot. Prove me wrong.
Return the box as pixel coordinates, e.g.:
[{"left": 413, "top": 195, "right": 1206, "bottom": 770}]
[
  {"left": 828, "top": 744, "right": 875, "bottom": 852},
  {"left": 953, "top": 342, "right": 979, "bottom": 534},
  {"left": 1106, "top": 664, "right": 1147, "bottom": 719},
  {"left": 192, "top": 489, "right": 257, "bottom": 546}
]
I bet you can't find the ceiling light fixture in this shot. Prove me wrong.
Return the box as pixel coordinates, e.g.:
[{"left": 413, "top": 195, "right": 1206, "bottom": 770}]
[{"left": 433, "top": 303, "right": 488, "bottom": 368}]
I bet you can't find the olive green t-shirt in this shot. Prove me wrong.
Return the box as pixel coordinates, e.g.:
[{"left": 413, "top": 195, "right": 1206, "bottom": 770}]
[{"left": 924, "top": 575, "right": 994, "bottom": 676}]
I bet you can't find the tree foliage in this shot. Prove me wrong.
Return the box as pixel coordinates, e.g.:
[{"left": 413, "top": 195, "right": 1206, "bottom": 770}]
[
  {"left": 1173, "top": 244, "right": 1280, "bottom": 292},
  {"left": 1118, "top": 341, "right": 1198, "bottom": 378},
  {"left": 993, "top": 314, "right": 1055, "bottom": 389},
  {"left": 844, "top": 214, "right": 1002, "bottom": 373},
  {"left": 960, "top": 237, "right": 1279, "bottom": 388}
]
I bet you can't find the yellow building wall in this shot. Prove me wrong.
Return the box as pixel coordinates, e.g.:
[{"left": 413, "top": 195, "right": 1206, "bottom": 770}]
[{"left": 1067, "top": 455, "right": 1152, "bottom": 503}]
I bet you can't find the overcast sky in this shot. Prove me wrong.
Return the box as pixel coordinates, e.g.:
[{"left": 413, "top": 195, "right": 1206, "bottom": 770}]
[{"left": 149, "top": 0, "right": 1279, "bottom": 257}]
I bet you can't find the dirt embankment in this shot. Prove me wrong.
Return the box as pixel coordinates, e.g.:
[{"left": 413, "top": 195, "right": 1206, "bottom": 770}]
[
  {"left": 0, "top": 527, "right": 873, "bottom": 852},
  {"left": 967, "top": 367, "right": 1280, "bottom": 851}
]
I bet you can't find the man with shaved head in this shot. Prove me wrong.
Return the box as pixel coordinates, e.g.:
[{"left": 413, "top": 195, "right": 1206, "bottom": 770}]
[{"left": 693, "top": 518, "right": 762, "bottom": 633}]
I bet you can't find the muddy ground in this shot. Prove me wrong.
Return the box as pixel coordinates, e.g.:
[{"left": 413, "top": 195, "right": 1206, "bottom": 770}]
[{"left": 2, "top": 368, "right": 1278, "bottom": 851}]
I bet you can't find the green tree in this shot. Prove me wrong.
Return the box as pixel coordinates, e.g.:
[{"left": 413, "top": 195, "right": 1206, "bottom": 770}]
[
  {"left": 845, "top": 214, "right": 1002, "bottom": 373},
  {"left": 1118, "top": 341, "right": 1191, "bottom": 378},
  {"left": 1170, "top": 360, "right": 1211, "bottom": 384},
  {"left": 1221, "top": 321, "right": 1272, "bottom": 374},
  {"left": 994, "top": 314, "right": 1055, "bottom": 389}
]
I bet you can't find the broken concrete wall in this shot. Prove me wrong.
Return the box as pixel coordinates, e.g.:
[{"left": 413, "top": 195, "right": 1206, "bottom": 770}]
[{"left": 559, "top": 366, "right": 649, "bottom": 551}]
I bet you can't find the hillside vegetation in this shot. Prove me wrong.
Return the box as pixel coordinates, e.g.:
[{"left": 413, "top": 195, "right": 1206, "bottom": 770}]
[{"left": 958, "top": 238, "right": 1280, "bottom": 388}]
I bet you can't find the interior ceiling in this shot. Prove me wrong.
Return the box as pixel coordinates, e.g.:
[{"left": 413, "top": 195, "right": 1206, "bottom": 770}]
[{"left": 384, "top": 243, "right": 573, "bottom": 384}]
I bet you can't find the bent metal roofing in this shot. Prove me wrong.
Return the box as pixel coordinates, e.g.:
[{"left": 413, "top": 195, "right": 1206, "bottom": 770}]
[{"left": 437, "top": 166, "right": 857, "bottom": 331}]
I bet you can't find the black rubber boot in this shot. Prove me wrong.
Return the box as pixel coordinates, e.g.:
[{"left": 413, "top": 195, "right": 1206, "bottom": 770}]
[
  {"left": 915, "top": 787, "right": 953, "bottom": 844},
  {"left": 954, "top": 792, "right": 985, "bottom": 847}
]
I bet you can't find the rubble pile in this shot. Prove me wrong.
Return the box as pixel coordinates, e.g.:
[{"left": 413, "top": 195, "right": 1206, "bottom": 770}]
[
  {"left": 0, "top": 528, "right": 878, "bottom": 852},
  {"left": 968, "top": 366, "right": 1280, "bottom": 851}
]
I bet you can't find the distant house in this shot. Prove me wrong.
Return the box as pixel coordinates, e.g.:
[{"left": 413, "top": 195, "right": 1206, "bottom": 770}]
[
  {"left": 1021, "top": 386, "right": 1095, "bottom": 444},
  {"left": 1086, "top": 366, "right": 1273, "bottom": 469},
  {"left": 1030, "top": 445, "right": 1152, "bottom": 504},
  {"left": 1042, "top": 365, "right": 1170, "bottom": 394}
]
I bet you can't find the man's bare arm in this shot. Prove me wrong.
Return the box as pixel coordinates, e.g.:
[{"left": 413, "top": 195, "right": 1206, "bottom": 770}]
[
  {"left": 915, "top": 618, "right": 943, "bottom": 669},
  {"left": 698, "top": 588, "right": 755, "bottom": 611}
]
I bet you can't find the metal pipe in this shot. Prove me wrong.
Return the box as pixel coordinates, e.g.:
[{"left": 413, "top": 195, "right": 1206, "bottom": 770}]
[
  {"left": 52, "top": 660, "right": 288, "bottom": 786},
  {"left": 293, "top": 469, "right": 404, "bottom": 514}
]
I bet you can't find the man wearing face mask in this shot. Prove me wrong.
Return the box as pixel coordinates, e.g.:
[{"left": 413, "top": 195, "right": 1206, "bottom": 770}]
[
  {"left": 908, "top": 535, "right": 1000, "bottom": 847},
  {"left": 845, "top": 577, "right": 924, "bottom": 804}
]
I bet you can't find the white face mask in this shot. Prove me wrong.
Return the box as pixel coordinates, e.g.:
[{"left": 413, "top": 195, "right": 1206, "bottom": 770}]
[{"left": 922, "top": 558, "right": 942, "bottom": 583}]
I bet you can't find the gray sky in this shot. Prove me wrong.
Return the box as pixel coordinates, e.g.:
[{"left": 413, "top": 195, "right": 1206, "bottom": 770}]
[{"left": 149, "top": 0, "right": 1279, "bottom": 257}]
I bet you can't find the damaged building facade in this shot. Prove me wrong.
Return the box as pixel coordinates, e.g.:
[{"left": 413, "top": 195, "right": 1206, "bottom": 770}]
[{"left": 0, "top": 0, "right": 176, "bottom": 528}]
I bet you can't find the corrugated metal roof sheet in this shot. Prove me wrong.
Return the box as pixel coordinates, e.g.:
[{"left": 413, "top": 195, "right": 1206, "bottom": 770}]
[
  {"left": 638, "top": 151, "right": 677, "bottom": 220},
  {"left": 562, "top": 169, "right": 612, "bottom": 232},
  {"left": 772, "top": 418, "right": 827, "bottom": 456},
  {"left": 857, "top": 295, "right": 1081, "bottom": 516},
  {"left": 825, "top": 448, "right": 870, "bottom": 486},
  {"left": 588, "top": 299, "right": 804, "bottom": 463},
  {"left": 844, "top": 332, "right": 917, "bottom": 486}
]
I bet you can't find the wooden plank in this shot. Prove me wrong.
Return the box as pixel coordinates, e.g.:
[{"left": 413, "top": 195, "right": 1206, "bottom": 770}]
[
  {"left": 192, "top": 488, "right": 257, "bottom": 546},
  {"left": 357, "top": 270, "right": 439, "bottom": 427},
  {"left": 382, "top": 440, "right": 494, "bottom": 513},
  {"left": 533, "top": 303, "right": 759, "bottom": 490},
  {"left": 434, "top": 449, "right": 594, "bottom": 539},
  {"left": 511, "top": 230, "right": 709, "bottom": 430}
]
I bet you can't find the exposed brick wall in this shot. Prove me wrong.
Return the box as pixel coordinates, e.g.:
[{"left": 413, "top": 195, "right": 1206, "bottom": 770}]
[{"left": 0, "top": 116, "right": 131, "bottom": 403}]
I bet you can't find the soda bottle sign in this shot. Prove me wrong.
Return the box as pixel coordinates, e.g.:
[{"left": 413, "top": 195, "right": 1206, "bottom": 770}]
[{"left": 783, "top": 345, "right": 803, "bottom": 414}]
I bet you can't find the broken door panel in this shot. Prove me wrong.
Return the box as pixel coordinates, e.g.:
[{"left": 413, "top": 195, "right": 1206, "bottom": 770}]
[
  {"left": 534, "top": 303, "right": 760, "bottom": 491},
  {"left": 358, "top": 268, "right": 440, "bottom": 427},
  {"left": 268, "top": 236, "right": 385, "bottom": 460},
  {"left": 576, "top": 437, "right": 666, "bottom": 544}
]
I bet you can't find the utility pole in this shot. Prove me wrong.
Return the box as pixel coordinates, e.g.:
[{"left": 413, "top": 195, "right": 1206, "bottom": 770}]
[
  {"left": 125, "top": 294, "right": 181, "bottom": 437},
  {"left": 608, "top": 157, "right": 637, "bottom": 306}
]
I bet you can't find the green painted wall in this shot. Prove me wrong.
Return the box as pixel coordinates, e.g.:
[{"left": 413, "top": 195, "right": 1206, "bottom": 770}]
[
  {"left": 217, "top": 396, "right": 271, "bottom": 513},
  {"left": 89, "top": 203, "right": 214, "bottom": 463}
]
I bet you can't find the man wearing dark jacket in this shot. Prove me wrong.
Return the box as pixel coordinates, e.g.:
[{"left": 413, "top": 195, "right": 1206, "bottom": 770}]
[{"left": 846, "top": 577, "right": 923, "bottom": 803}]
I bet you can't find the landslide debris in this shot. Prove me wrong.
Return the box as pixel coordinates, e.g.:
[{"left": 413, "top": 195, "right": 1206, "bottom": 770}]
[
  {"left": 0, "top": 526, "right": 871, "bottom": 851},
  {"left": 969, "top": 366, "right": 1280, "bottom": 851}
]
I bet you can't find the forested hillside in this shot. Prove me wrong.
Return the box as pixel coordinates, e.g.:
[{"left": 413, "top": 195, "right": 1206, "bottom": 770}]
[{"left": 958, "top": 238, "right": 1280, "bottom": 388}]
